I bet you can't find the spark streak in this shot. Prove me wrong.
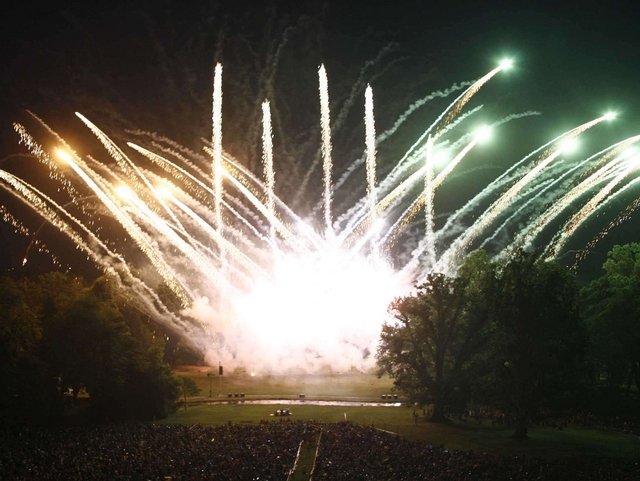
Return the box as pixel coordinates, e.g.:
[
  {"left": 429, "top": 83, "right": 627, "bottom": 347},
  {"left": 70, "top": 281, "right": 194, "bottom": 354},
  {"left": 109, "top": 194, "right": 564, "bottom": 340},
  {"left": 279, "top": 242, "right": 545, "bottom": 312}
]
[{"left": 3, "top": 60, "right": 638, "bottom": 372}]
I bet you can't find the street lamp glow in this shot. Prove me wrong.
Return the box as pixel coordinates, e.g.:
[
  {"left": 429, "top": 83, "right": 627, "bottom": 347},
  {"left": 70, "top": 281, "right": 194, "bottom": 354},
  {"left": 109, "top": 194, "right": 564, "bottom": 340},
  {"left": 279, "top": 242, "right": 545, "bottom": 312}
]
[{"left": 604, "top": 111, "right": 617, "bottom": 121}]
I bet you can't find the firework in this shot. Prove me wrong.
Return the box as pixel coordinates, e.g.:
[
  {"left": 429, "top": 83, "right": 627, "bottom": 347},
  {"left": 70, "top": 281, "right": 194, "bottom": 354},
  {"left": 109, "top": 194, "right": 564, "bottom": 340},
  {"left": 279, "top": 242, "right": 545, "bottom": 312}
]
[{"left": 2, "top": 62, "right": 638, "bottom": 372}]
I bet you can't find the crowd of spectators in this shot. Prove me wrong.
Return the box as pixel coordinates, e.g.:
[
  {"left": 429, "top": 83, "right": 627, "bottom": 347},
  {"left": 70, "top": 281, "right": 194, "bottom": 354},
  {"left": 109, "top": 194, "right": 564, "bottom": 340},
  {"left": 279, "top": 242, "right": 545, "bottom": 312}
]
[
  {"left": 0, "top": 421, "right": 638, "bottom": 480},
  {"left": 535, "top": 411, "right": 640, "bottom": 437},
  {"left": 0, "top": 422, "right": 311, "bottom": 480},
  {"left": 312, "top": 422, "right": 639, "bottom": 480}
]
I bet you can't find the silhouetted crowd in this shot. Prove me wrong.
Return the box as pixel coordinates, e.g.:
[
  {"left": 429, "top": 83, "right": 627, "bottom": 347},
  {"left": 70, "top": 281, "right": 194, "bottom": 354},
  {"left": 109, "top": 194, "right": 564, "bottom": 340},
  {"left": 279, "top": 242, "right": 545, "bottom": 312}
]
[
  {"left": 0, "top": 421, "right": 638, "bottom": 480},
  {"left": 536, "top": 411, "right": 640, "bottom": 437},
  {"left": 312, "top": 422, "right": 640, "bottom": 480},
  {"left": 0, "top": 422, "right": 309, "bottom": 480}
]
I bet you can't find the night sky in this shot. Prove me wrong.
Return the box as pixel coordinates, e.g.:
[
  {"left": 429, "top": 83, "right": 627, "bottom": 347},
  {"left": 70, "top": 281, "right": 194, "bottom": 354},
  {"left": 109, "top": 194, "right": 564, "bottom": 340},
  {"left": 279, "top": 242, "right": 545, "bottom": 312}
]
[{"left": 1, "top": 0, "right": 639, "bottom": 279}]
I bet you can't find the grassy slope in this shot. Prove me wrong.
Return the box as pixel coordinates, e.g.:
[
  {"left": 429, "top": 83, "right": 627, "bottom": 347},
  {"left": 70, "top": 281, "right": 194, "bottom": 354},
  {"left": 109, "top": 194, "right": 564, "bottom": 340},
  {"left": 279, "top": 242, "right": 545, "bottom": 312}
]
[
  {"left": 174, "top": 366, "right": 396, "bottom": 400},
  {"left": 167, "top": 367, "right": 640, "bottom": 459}
]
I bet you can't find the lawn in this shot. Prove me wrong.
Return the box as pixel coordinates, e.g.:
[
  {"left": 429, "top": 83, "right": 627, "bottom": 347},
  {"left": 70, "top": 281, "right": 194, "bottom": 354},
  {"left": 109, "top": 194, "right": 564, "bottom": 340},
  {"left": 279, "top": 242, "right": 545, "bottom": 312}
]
[
  {"left": 173, "top": 366, "right": 396, "bottom": 400},
  {"left": 162, "top": 403, "right": 640, "bottom": 459},
  {"left": 166, "top": 367, "right": 640, "bottom": 460}
]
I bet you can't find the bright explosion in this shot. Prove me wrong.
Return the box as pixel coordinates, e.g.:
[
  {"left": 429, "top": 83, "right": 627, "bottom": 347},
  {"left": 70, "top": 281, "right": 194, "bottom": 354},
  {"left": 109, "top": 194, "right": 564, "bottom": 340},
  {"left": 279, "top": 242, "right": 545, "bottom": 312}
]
[{"left": 2, "top": 61, "right": 640, "bottom": 373}]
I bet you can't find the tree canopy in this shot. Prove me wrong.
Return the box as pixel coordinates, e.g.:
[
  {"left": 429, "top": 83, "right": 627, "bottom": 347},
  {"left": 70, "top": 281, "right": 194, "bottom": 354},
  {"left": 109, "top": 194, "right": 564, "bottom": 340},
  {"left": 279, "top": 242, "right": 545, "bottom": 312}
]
[
  {"left": 0, "top": 272, "right": 185, "bottom": 424},
  {"left": 377, "top": 250, "right": 589, "bottom": 439},
  {"left": 581, "top": 243, "right": 640, "bottom": 402},
  {"left": 377, "top": 251, "right": 495, "bottom": 422}
]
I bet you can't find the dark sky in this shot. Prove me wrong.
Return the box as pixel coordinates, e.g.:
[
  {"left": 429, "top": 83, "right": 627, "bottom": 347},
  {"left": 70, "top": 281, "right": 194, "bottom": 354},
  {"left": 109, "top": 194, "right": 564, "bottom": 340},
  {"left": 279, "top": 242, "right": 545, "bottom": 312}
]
[{"left": 0, "top": 0, "right": 639, "bottom": 278}]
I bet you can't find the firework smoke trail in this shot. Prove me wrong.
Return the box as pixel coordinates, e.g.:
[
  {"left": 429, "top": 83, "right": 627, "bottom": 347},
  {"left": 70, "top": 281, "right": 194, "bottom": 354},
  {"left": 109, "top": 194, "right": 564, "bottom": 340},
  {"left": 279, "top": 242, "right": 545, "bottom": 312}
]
[
  {"left": 423, "top": 136, "right": 435, "bottom": 267},
  {"left": 332, "top": 81, "right": 475, "bottom": 195},
  {"left": 379, "top": 82, "right": 476, "bottom": 144},
  {"left": 319, "top": 64, "right": 334, "bottom": 237},
  {"left": 574, "top": 178, "right": 640, "bottom": 269},
  {"left": 128, "top": 142, "right": 302, "bottom": 256},
  {"left": 9, "top": 59, "right": 640, "bottom": 373},
  {"left": 212, "top": 63, "right": 224, "bottom": 236},
  {"left": 14, "top": 121, "right": 80, "bottom": 201},
  {"left": 545, "top": 155, "right": 640, "bottom": 259},
  {"left": 204, "top": 146, "right": 308, "bottom": 253},
  {"left": 479, "top": 177, "right": 556, "bottom": 251},
  {"left": 435, "top": 115, "right": 609, "bottom": 273},
  {"left": 296, "top": 44, "right": 399, "bottom": 206},
  {"left": 0, "top": 170, "right": 123, "bottom": 270},
  {"left": 429, "top": 112, "right": 540, "bottom": 190},
  {"left": 0, "top": 171, "right": 191, "bottom": 332},
  {"left": 381, "top": 67, "right": 504, "bottom": 195},
  {"left": 218, "top": 151, "right": 315, "bottom": 238},
  {"left": 75, "top": 113, "right": 188, "bottom": 235},
  {"left": 338, "top": 66, "right": 512, "bottom": 238},
  {"left": 437, "top": 65, "right": 506, "bottom": 135},
  {"left": 163, "top": 193, "right": 269, "bottom": 282},
  {"left": 0, "top": 204, "right": 30, "bottom": 238},
  {"left": 364, "top": 85, "right": 378, "bottom": 255},
  {"left": 334, "top": 106, "right": 484, "bottom": 236},
  {"left": 136, "top": 137, "right": 278, "bottom": 233},
  {"left": 261, "top": 101, "right": 276, "bottom": 245},
  {"left": 496, "top": 136, "right": 640, "bottom": 260},
  {"left": 123, "top": 191, "right": 229, "bottom": 288},
  {"left": 435, "top": 122, "right": 597, "bottom": 247},
  {"left": 0, "top": 173, "right": 194, "bottom": 334},
  {"left": 56, "top": 149, "right": 190, "bottom": 306},
  {"left": 374, "top": 136, "right": 479, "bottom": 249}
]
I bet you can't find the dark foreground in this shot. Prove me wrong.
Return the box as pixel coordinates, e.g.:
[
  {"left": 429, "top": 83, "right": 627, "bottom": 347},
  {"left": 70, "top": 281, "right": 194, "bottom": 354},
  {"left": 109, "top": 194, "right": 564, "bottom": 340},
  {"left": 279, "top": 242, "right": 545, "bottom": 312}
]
[{"left": 0, "top": 421, "right": 638, "bottom": 480}]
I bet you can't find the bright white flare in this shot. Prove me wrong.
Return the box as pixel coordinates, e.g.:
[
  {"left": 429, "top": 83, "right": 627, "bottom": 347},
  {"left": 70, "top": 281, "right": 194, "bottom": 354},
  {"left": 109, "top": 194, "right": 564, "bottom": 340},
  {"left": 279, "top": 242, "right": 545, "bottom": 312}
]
[
  {"left": 499, "top": 58, "right": 513, "bottom": 70},
  {"left": 319, "top": 64, "right": 334, "bottom": 237},
  {"left": 262, "top": 100, "right": 276, "bottom": 244},
  {"left": 212, "top": 63, "right": 224, "bottom": 233},
  {"left": 4, "top": 62, "right": 639, "bottom": 375}
]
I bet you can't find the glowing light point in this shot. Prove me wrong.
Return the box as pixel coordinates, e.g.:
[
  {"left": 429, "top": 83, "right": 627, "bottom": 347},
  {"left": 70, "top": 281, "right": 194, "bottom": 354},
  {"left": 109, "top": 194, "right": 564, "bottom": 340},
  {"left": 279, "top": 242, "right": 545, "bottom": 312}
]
[
  {"left": 22, "top": 257, "right": 27, "bottom": 266},
  {"left": 116, "top": 186, "right": 133, "bottom": 199},
  {"left": 56, "top": 149, "right": 72, "bottom": 163},
  {"left": 560, "top": 138, "right": 578, "bottom": 153},
  {"left": 475, "top": 125, "right": 492, "bottom": 142},
  {"left": 604, "top": 112, "right": 617, "bottom": 121},
  {"left": 371, "top": 219, "right": 386, "bottom": 234},
  {"left": 430, "top": 150, "right": 446, "bottom": 166},
  {"left": 499, "top": 59, "right": 513, "bottom": 70},
  {"left": 156, "top": 185, "right": 170, "bottom": 198}
]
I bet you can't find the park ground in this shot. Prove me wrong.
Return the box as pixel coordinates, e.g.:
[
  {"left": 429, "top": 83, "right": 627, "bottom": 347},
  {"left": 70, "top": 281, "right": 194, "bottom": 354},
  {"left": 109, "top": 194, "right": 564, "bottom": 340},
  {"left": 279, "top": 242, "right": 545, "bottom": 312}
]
[{"left": 165, "top": 366, "right": 640, "bottom": 460}]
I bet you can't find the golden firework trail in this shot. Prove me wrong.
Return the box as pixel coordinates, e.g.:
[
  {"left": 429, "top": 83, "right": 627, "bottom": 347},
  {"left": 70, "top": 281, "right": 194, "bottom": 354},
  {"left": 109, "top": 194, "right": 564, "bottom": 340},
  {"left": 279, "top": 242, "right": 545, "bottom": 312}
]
[{"left": 3, "top": 60, "right": 637, "bottom": 370}]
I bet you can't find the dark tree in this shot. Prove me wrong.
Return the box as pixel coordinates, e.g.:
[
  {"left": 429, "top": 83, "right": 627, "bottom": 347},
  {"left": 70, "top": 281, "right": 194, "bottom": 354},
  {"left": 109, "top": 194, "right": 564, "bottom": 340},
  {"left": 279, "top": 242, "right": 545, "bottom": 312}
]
[
  {"left": 581, "top": 243, "right": 640, "bottom": 399},
  {"left": 484, "top": 253, "right": 587, "bottom": 440},
  {"left": 0, "top": 272, "right": 186, "bottom": 423},
  {"left": 0, "top": 276, "right": 53, "bottom": 421},
  {"left": 177, "top": 375, "right": 201, "bottom": 410},
  {"left": 376, "top": 251, "right": 495, "bottom": 422}
]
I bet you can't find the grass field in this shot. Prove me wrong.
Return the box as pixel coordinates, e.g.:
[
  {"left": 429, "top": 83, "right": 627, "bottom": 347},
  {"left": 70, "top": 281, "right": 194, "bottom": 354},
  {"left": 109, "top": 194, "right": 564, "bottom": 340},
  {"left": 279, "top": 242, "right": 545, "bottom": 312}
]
[
  {"left": 174, "top": 366, "right": 396, "bottom": 400},
  {"left": 167, "top": 367, "right": 640, "bottom": 460}
]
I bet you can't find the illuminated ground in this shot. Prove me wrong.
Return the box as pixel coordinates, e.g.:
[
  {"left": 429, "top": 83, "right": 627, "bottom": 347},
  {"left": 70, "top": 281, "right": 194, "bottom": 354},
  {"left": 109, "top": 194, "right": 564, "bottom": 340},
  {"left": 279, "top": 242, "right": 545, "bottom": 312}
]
[
  {"left": 169, "top": 367, "right": 640, "bottom": 459},
  {"left": 174, "top": 365, "right": 396, "bottom": 401}
]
